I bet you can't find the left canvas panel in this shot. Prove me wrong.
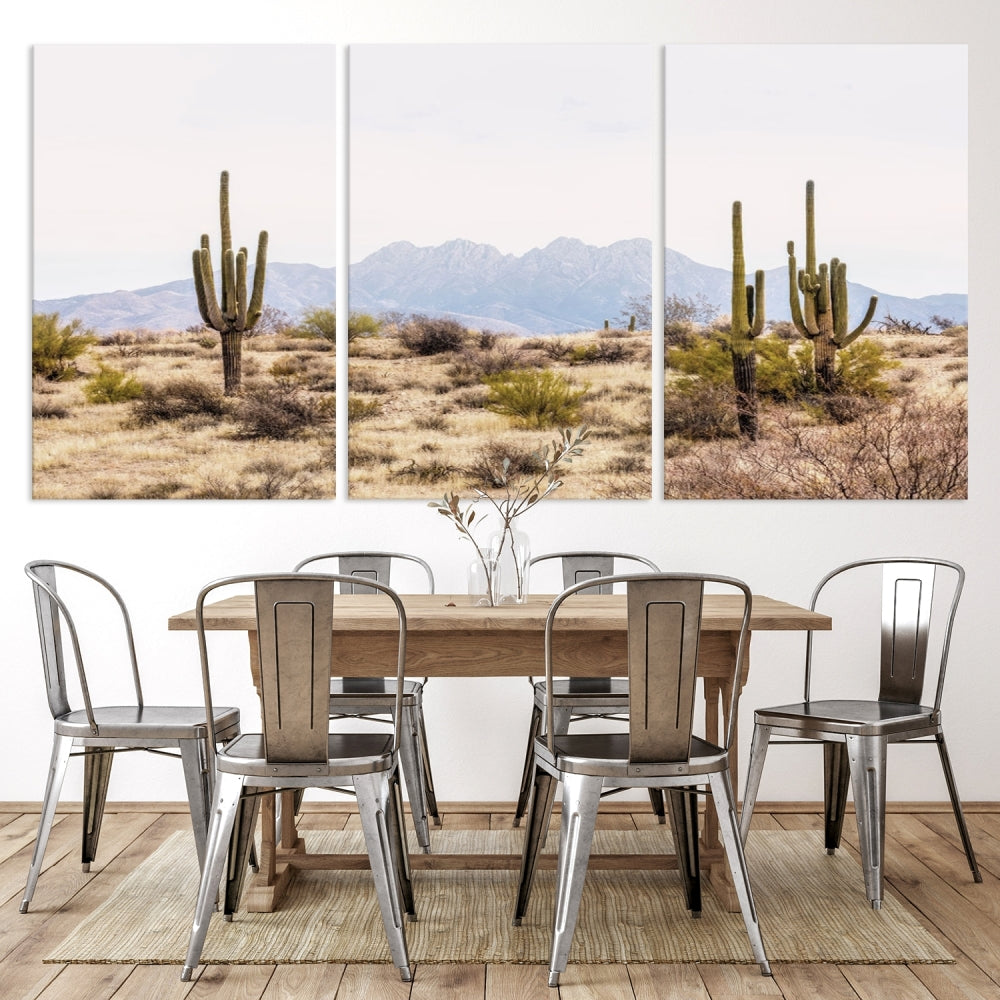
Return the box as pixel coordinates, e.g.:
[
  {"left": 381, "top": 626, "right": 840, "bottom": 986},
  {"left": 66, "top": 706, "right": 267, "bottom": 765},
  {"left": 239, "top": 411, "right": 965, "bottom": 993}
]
[{"left": 32, "top": 45, "right": 338, "bottom": 500}]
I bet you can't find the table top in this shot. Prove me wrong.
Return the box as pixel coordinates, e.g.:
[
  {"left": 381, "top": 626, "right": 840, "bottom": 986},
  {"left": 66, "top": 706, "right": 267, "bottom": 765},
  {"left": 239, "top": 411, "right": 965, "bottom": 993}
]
[{"left": 168, "top": 592, "right": 831, "bottom": 633}]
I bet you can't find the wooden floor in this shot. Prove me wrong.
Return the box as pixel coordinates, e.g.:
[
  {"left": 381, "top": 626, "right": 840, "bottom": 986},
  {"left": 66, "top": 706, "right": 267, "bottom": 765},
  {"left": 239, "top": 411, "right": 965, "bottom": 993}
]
[{"left": 1, "top": 800, "right": 998, "bottom": 1000}]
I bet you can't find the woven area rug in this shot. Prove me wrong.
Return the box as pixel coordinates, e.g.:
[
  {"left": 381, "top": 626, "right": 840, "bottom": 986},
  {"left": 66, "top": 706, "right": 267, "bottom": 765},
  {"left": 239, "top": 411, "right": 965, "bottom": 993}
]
[{"left": 46, "top": 828, "right": 951, "bottom": 966}]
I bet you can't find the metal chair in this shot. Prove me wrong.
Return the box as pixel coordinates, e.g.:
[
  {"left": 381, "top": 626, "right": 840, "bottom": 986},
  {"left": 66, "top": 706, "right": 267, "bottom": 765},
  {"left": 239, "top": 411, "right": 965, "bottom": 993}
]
[
  {"left": 739, "top": 557, "right": 982, "bottom": 909},
  {"left": 513, "top": 551, "right": 664, "bottom": 827},
  {"left": 21, "top": 560, "right": 243, "bottom": 913},
  {"left": 181, "top": 572, "right": 414, "bottom": 983},
  {"left": 293, "top": 552, "right": 439, "bottom": 851},
  {"left": 513, "top": 573, "right": 771, "bottom": 987}
]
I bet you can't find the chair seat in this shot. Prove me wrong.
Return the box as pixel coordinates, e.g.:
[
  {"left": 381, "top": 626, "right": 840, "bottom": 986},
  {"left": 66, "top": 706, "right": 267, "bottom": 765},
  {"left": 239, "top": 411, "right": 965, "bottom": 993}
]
[
  {"left": 755, "top": 699, "right": 939, "bottom": 737},
  {"left": 330, "top": 678, "right": 423, "bottom": 703},
  {"left": 217, "top": 732, "right": 395, "bottom": 778},
  {"left": 536, "top": 731, "right": 726, "bottom": 779},
  {"left": 54, "top": 705, "right": 241, "bottom": 741},
  {"left": 533, "top": 678, "right": 629, "bottom": 707}
]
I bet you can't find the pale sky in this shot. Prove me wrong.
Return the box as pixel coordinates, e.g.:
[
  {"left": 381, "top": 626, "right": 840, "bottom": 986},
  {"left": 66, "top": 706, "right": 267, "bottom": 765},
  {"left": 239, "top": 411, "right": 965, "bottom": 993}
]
[
  {"left": 665, "top": 44, "right": 967, "bottom": 298},
  {"left": 33, "top": 44, "right": 337, "bottom": 300},
  {"left": 349, "top": 44, "right": 657, "bottom": 262}
]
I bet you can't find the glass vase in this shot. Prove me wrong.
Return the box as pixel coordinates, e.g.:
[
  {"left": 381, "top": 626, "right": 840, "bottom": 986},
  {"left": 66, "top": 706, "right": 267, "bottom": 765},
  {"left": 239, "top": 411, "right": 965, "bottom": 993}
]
[
  {"left": 488, "top": 526, "right": 531, "bottom": 605},
  {"left": 467, "top": 557, "right": 496, "bottom": 606}
]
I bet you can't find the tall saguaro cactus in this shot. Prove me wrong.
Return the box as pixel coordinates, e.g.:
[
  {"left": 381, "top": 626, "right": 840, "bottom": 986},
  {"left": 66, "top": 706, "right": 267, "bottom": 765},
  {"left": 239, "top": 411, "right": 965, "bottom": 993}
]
[
  {"left": 731, "top": 201, "right": 765, "bottom": 440},
  {"left": 787, "top": 179, "right": 877, "bottom": 392},
  {"left": 193, "top": 170, "right": 268, "bottom": 396}
]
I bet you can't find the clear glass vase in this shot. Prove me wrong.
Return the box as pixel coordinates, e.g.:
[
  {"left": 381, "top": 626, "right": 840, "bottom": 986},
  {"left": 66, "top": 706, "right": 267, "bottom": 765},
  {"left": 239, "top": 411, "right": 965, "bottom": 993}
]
[{"left": 488, "top": 526, "right": 531, "bottom": 604}]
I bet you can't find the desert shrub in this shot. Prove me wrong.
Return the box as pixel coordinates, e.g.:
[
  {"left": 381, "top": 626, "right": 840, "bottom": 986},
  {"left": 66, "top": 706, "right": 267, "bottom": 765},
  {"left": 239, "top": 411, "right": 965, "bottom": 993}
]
[
  {"left": 390, "top": 458, "right": 456, "bottom": 484},
  {"left": 943, "top": 326, "right": 968, "bottom": 356},
  {"left": 32, "top": 396, "right": 70, "bottom": 419},
  {"left": 32, "top": 312, "right": 97, "bottom": 380},
  {"left": 464, "top": 440, "right": 545, "bottom": 488},
  {"left": 350, "top": 367, "right": 391, "bottom": 394},
  {"left": 347, "top": 396, "right": 384, "bottom": 422},
  {"left": 890, "top": 337, "right": 952, "bottom": 359},
  {"left": 292, "top": 306, "right": 337, "bottom": 343},
  {"left": 131, "top": 376, "right": 228, "bottom": 424},
  {"left": 192, "top": 459, "right": 319, "bottom": 499},
  {"left": 399, "top": 316, "right": 468, "bottom": 356},
  {"left": 235, "top": 382, "right": 325, "bottom": 439},
  {"left": 414, "top": 414, "right": 451, "bottom": 432},
  {"left": 663, "top": 380, "right": 739, "bottom": 440},
  {"left": 447, "top": 342, "right": 527, "bottom": 380},
  {"left": 482, "top": 369, "right": 587, "bottom": 429},
  {"left": 666, "top": 331, "right": 732, "bottom": 382},
  {"left": 834, "top": 339, "right": 899, "bottom": 398},
  {"left": 567, "top": 340, "right": 629, "bottom": 364},
  {"left": 83, "top": 364, "right": 144, "bottom": 404},
  {"left": 450, "top": 386, "right": 490, "bottom": 409}
]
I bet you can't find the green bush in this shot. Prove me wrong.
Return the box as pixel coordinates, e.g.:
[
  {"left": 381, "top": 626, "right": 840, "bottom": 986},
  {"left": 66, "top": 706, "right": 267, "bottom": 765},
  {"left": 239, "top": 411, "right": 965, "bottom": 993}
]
[
  {"left": 32, "top": 312, "right": 97, "bottom": 380},
  {"left": 235, "top": 382, "right": 325, "bottom": 439},
  {"left": 834, "top": 339, "right": 899, "bottom": 398},
  {"left": 83, "top": 364, "right": 144, "bottom": 404},
  {"left": 482, "top": 369, "right": 587, "bottom": 429},
  {"left": 663, "top": 380, "right": 739, "bottom": 440}
]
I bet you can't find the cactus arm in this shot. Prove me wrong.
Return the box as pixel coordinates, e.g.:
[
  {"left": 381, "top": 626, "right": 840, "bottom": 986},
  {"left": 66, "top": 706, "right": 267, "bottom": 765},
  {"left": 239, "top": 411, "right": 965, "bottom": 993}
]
[
  {"left": 194, "top": 246, "right": 225, "bottom": 330},
  {"left": 192, "top": 249, "right": 212, "bottom": 326},
  {"left": 219, "top": 170, "right": 232, "bottom": 255},
  {"left": 848, "top": 294, "right": 879, "bottom": 343},
  {"left": 788, "top": 241, "right": 817, "bottom": 338},
  {"left": 247, "top": 231, "right": 269, "bottom": 328},
  {"left": 830, "top": 259, "right": 878, "bottom": 347},
  {"left": 235, "top": 250, "right": 248, "bottom": 331},
  {"left": 751, "top": 269, "right": 765, "bottom": 336},
  {"left": 804, "top": 179, "right": 816, "bottom": 276}
]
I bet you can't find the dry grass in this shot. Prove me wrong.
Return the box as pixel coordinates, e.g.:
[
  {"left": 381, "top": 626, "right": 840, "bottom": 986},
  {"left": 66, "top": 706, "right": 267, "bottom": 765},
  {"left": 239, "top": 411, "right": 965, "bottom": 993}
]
[
  {"left": 347, "top": 327, "right": 652, "bottom": 499},
  {"left": 32, "top": 330, "right": 336, "bottom": 499}
]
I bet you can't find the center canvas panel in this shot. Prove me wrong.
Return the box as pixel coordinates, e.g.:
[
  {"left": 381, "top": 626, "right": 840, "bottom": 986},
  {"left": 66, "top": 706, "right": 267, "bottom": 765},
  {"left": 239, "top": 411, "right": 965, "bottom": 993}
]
[{"left": 347, "top": 44, "right": 656, "bottom": 501}]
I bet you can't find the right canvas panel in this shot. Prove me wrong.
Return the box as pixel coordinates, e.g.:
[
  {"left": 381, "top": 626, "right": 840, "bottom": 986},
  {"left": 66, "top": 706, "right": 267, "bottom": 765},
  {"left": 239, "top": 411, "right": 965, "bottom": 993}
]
[{"left": 663, "top": 45, "right": 968, "bottom": 499}]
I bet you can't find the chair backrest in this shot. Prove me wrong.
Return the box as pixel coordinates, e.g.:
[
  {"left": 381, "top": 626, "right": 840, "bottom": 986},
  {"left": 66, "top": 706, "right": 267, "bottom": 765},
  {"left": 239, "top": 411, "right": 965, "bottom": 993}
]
[
  {"left": 806, "top": 557, "right": 964, "bottom": 711},
  {"left": 24, "top": 560, "right": 142, "bottom": 732},
  {"left": 529, "top": 551, "right": 659, "bottom": 595},
  {"left": 293, "top": 552, "right": 434, "bottom": 595},
  {"left": 195, "top": 573, "right": 408, "bottom": 761},
  {"left": 544, "top": 573, "right": 751, "bottom": 761}
]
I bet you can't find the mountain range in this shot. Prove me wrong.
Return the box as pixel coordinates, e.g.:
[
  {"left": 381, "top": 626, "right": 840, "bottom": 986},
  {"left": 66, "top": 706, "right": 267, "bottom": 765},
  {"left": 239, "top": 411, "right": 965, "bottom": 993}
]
[{"left": 32, "top": 237, "right": 968, "bottom": 336}]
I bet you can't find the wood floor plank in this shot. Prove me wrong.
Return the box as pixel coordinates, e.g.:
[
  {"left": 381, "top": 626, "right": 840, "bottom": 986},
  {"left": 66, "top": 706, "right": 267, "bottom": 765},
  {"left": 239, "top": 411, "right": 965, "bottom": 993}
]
[
  {"left": 410, "top": 963, "right": 485, "bottom": 998},
  {"left": 333, "top": 964, "right": 412, "bottom": 999},
  {"left": 841, "top": 964, "right": 935, "bottom": 1000},
  {"left": 485, "top": 963, "right": 551, "bottom": 1000},
  {"left": 261, "top": 963, "right": 345, "bottom": 1000},
  {"left": 557, "top": 963, "right": 637, "bottom": 999},
  {"left": 108, "top": 963, "right": 203, "bottom": 1000},
  {"left": 184, "top": 964, "right": 275, "bottom": 1000},
  {"left": 628, "top": 963, "right": 710, "bottom": 999},
  {"left": 695, "top": 964, "right": 782, "bottom": 996},
  {"left": 771, "top": 963, "right": 859, "bottom": 1000},
  {"left": 909, "top": 955, "right": 1000, "bottom": 1000},
  {"left": 34, "top": 963, "right": 133, "bottom": 1000},
  {"left": 0, "top": 815, "right": 75, "bottom": 910}
]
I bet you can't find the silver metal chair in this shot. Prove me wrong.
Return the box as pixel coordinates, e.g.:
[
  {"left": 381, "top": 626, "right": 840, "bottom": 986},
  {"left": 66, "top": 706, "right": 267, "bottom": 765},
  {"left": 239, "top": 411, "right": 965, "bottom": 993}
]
[
  {"left": 739, "top": 557, "right": 982, "bottom": 909},
  {"left": 22, "top": 560, "right": 243, "bottom": 913},
  {"left": 182, "top": 572, "right": 414, "bottom": 983},
  {"left": 513, "top": 573, "right": 771, "bottom": 987},
  {"left": 293, "top": 552, "right": 439, "bottom": 851},
  {"left": 513, "top": 551, "right": 664, "bottom": 827}
]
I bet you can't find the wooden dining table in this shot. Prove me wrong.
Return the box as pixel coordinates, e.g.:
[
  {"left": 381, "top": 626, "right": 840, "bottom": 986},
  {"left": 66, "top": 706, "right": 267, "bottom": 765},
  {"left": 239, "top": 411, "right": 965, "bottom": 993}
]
[{"left": 169, "top": 591, "right": 830, "bottom": 912}]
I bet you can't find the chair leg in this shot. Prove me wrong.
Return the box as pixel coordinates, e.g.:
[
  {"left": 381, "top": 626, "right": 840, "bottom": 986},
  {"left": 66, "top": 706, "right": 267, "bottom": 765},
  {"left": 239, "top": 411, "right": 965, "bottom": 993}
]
[
  {"left": 354, "top": 770, "right": 412, "bottom": 982},
  {"left": 739, "top": 723, "right": 771, "bottom": 845},
  {"left": 412, "top": 700, "right": 441, "bottom": 826},
  {"left": 845, "top": 733, "right": 888, "bottom": 908},
  {"left": 666, "top": 787, "right": 701, "bottom": 915},
  {"left": 934, "top": 732, "right": 983, "bottom": 883},
  {"left": 21, "top": 734, "right": 72, "bottom": 913},
  {"left": 397, "top": 702, "right": 431, "bottom": 852},
  {"left": 547, "top": 771, "right": 603, "bottom": 988},
  {"left": 181, "top": 771, "right": 244, "bottom": 981},
  {"left": 708, "top": 769, "right": 772, "bottom": 976},
  {"left": 823, "top": 741, "right": 851, "bottom": 854},
  {"left": 512, "top": 762, "right": 557, "bottom": 925},
  {"left": 648, "top": 788, "right": 667, "bottom": 824},
  {"left": 179, "top": 738, "right": 212, "bottom": 872},
  {"left": 513, "top": 702, "right": 543, "bottom": 827},
  {"left": 386, "top": 767, "right": 416, "bottom": 919},
  {"left": 224, "top": 788, "right": 261, "bottom": 918},
  {"left": 81, "top": 747, "right": 115, "bottom": 871}
]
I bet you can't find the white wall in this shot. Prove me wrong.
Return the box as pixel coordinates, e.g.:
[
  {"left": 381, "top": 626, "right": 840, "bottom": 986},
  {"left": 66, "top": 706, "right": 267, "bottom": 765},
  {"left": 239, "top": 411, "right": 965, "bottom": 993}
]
[{"left": 4, "top": 0, "right": 997, "bottom": 807}]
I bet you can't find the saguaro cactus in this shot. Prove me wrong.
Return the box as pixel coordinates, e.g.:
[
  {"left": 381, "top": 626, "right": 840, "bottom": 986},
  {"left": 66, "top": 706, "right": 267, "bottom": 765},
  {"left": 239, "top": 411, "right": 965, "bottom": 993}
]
[
  {"left": 787, "top": 179, "right": 877, "bottom": 392},
  {"left": 193, "top": 170, "right": 268, "bottom": 396},
  {"left": 731, "top": 201, "right": 765, "bottom": 440}
]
